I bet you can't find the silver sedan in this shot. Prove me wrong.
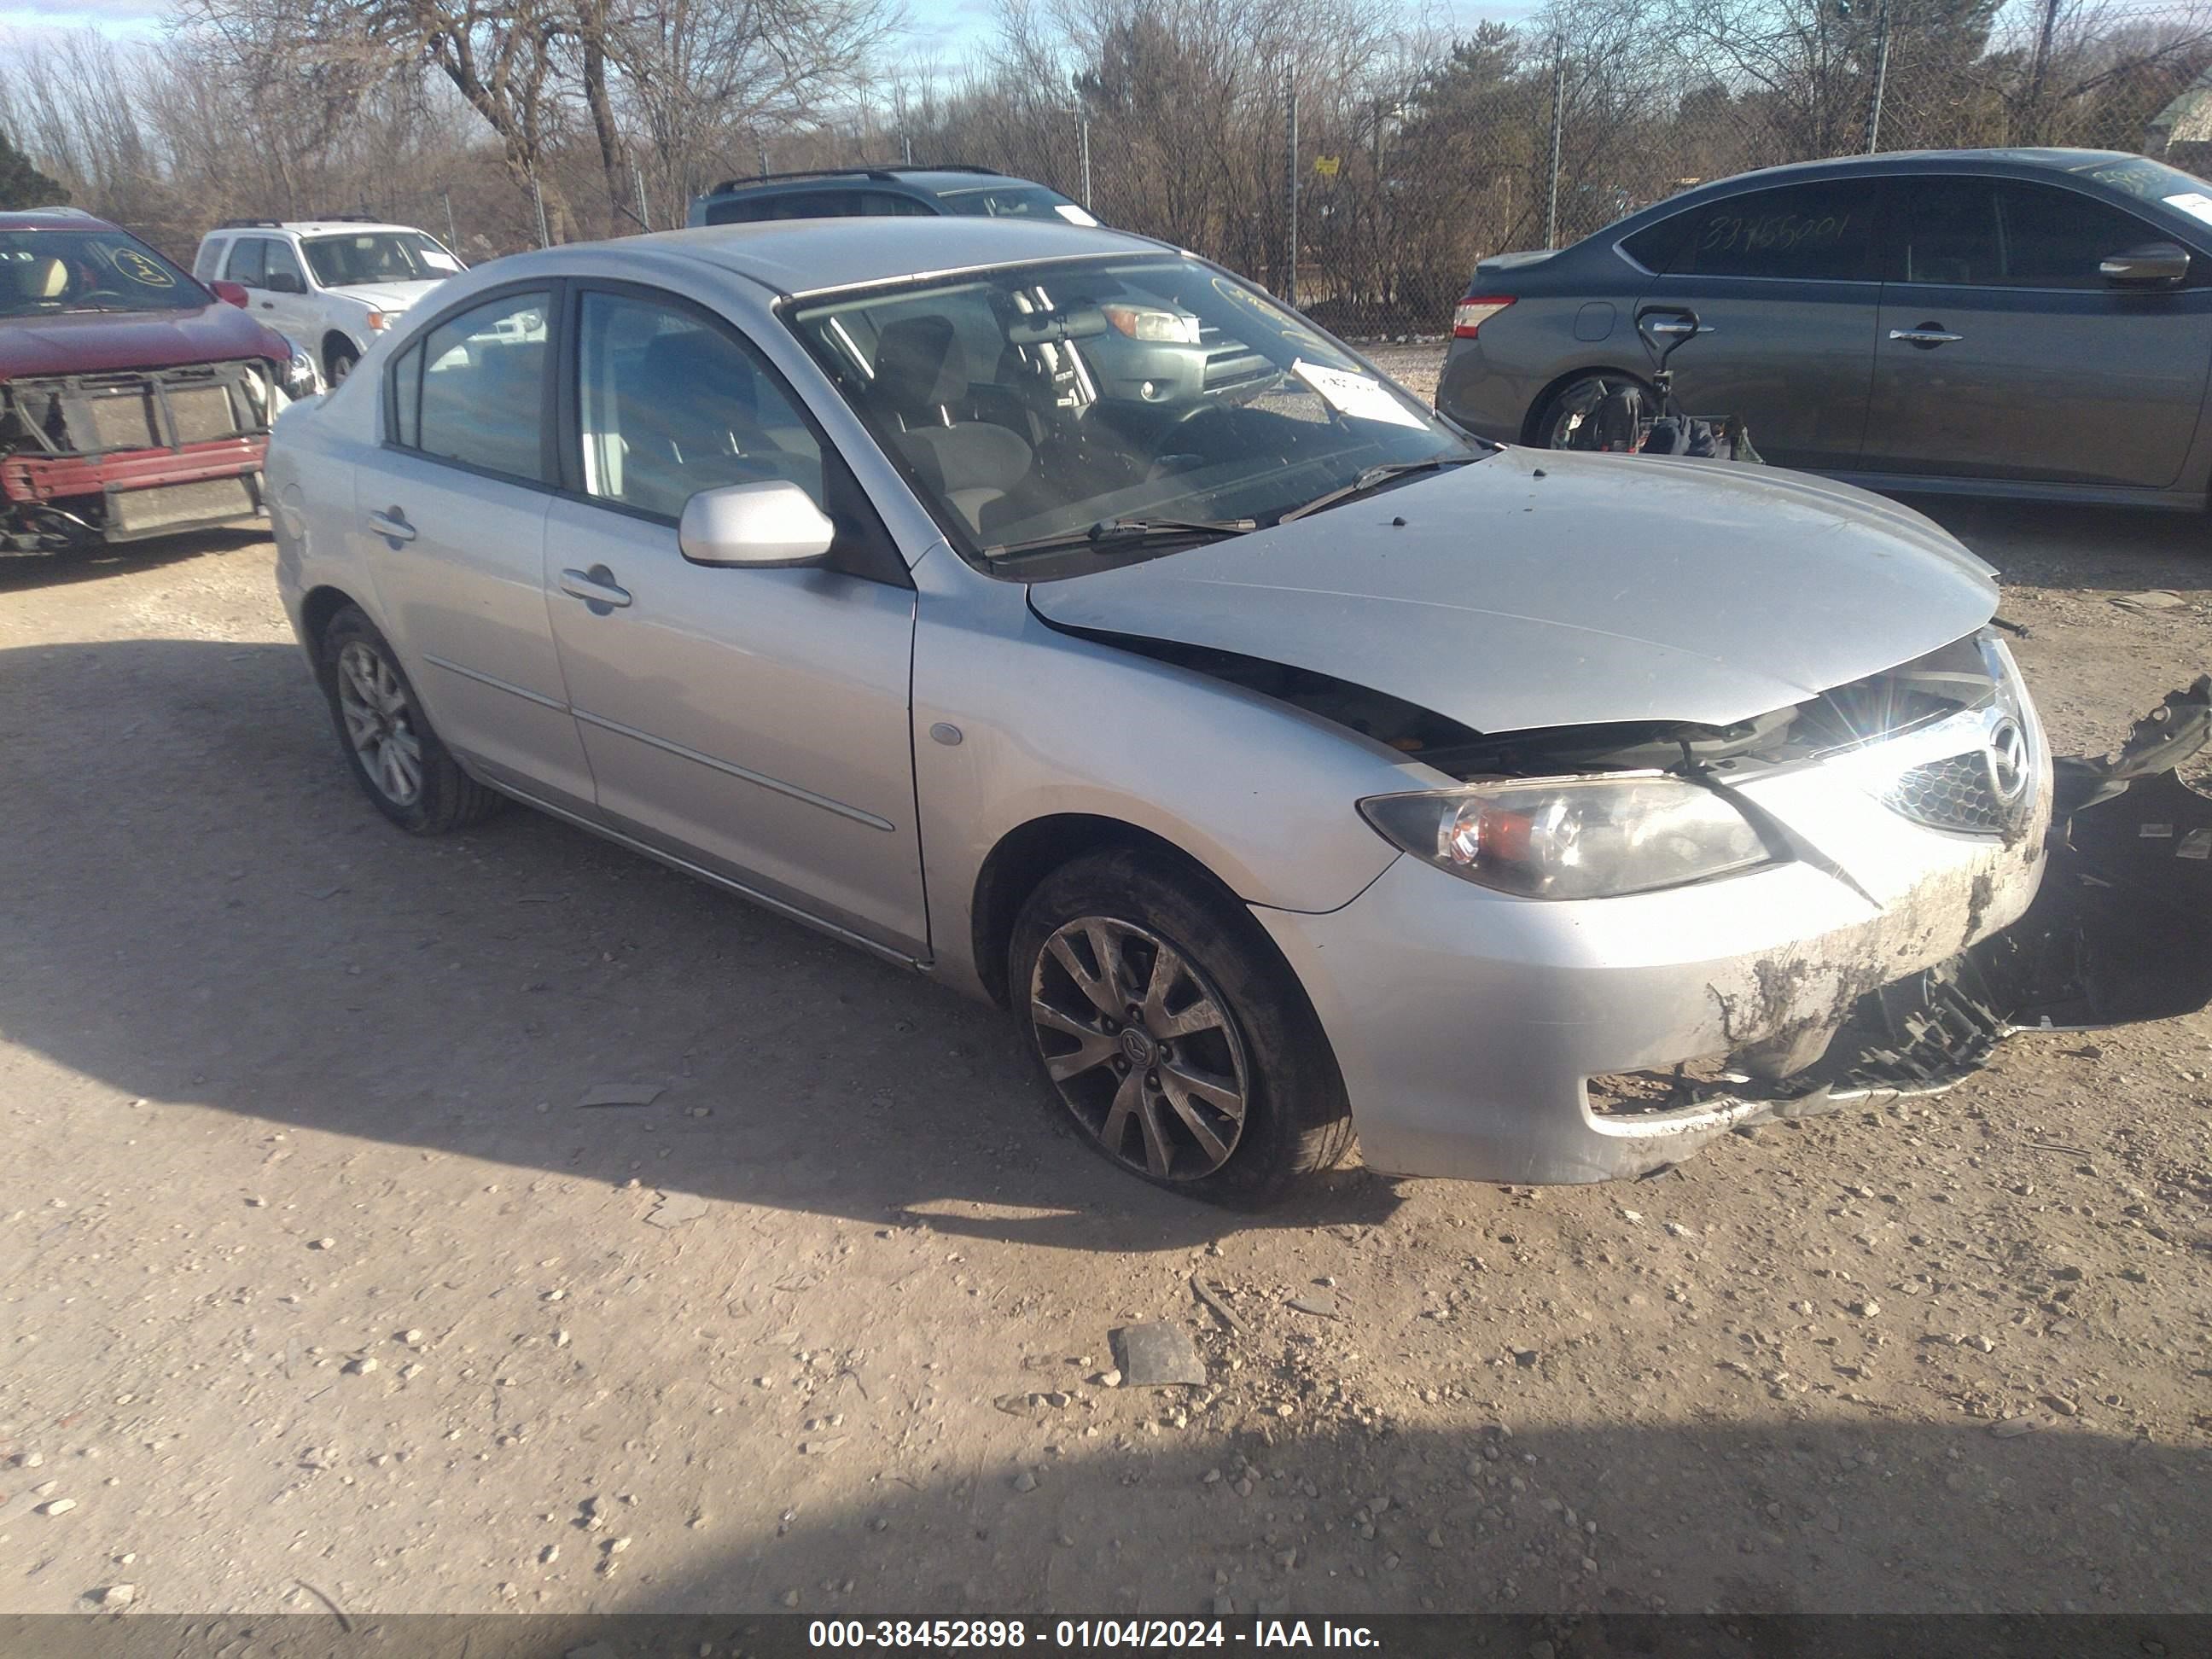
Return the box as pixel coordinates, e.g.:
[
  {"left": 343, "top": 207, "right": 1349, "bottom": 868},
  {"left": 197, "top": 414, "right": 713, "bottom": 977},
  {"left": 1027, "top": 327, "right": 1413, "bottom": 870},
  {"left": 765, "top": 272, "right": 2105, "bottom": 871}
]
[{"left": 267, "top": 216, "right": 2199, "bottom": 1205}]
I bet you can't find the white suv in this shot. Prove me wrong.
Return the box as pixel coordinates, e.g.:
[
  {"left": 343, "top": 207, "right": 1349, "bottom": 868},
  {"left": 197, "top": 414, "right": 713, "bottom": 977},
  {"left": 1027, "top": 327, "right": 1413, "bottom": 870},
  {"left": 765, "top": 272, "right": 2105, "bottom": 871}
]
[{"left": 192, "top": 218, "right": 466, "bottom": 386}]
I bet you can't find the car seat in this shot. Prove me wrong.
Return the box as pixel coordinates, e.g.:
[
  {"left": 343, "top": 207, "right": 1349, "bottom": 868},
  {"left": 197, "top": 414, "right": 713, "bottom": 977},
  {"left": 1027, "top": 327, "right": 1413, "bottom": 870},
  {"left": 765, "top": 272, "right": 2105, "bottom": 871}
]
[
  {"left": 870, "top": 315, "right": 1033, "bottom": 531},
  {"left": 5, "top": 255, "right": 69, "bottom": 309}
]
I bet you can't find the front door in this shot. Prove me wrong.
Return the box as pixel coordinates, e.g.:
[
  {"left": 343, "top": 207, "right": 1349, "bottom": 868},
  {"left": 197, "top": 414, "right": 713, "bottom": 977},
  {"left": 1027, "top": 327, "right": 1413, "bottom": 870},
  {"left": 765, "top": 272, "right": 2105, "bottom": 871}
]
[
  {"left": 542, "top": 284, "right": 928, "bottom": 957},
  {"left": 1632, "top": 174, "right": 1888, "bottom": 471},
  {"left": 358, "top": 284, "right": 597, "bottom": 812},
  {"left": 1865, "top": 173, "right": 2212, "bottom": 489}
]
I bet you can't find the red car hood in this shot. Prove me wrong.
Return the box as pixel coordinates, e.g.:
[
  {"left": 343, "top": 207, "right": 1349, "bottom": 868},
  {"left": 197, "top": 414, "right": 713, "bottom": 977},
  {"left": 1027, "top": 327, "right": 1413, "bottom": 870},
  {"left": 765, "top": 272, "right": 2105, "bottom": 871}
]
[{"left": 0, "top": 302, "right": 289, "bottom": 380}]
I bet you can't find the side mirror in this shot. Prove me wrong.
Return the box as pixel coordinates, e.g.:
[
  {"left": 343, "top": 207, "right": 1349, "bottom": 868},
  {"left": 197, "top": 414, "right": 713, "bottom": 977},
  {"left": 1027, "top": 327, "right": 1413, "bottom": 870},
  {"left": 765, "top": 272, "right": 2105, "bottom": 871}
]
[
  {"left": 2101, "top": 242, "right": 2189, "bottom": 288},
  {"left": 209, "top": 279, "right": 249, "bottom": 308},
  {"left": 266, "top": 270, "right": 306, "bottom": 295},
  {"left": 678, "top": 480, "right": 836, "bottom": 568}
]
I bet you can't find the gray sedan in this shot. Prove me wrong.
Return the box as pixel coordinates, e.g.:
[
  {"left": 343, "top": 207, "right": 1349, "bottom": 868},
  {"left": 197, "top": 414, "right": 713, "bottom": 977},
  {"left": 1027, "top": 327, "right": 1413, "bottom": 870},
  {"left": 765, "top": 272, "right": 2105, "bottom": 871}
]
[
  {"left": 266, "top": 216, "right": 2206, "bottom": 1205},
  {"left": 1436, "top": 148, "right": 2212, "bottom": 509}
]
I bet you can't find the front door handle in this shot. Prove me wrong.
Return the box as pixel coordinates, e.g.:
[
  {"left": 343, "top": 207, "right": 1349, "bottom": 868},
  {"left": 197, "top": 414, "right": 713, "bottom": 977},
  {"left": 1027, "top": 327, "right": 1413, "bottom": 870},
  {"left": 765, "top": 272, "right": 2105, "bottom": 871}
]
[
  {"left": 560, "top": 566, "right": 632, "bottom": 610},
  {"left": 366, "top": 508, "right": 416, "bottom": 544},
  {"left": 1889, "top": 326, "right": 1963, "bottom": 347}
]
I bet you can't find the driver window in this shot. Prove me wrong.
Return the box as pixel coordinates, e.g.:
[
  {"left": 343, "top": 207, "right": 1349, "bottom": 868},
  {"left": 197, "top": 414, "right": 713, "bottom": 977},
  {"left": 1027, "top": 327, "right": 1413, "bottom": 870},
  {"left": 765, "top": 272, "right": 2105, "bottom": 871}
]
[
  {"left": 575, "top": 289, "right": 824, "bottom": 522},
  {"left": 264, "top": 239, "right": 307, "bottom": 292},
  {"left": 224, "top": 237, "right": 268, "bottom": 287}
]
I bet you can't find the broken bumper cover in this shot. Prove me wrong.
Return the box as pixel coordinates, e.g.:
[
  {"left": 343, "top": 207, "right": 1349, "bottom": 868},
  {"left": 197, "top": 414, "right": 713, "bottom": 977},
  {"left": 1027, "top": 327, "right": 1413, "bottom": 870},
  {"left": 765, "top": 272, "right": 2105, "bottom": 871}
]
[
  {"left": 2, "top": 438, "right": 269, "bottom": 549},
  {"left": 1254, "top": 677, "right": 2211, "bottom": 1185}
]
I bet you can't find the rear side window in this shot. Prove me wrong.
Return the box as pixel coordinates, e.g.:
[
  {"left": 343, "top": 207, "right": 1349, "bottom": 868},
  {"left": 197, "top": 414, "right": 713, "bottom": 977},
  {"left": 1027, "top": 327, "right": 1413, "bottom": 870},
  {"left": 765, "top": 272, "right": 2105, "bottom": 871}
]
[
  {"left": 1618, "top": 214, "right": 1693, "bottom": 271},
  {"left": 387, "top": 289, "right": 553, "bottom": 484},
  {"left": 1662, "top": 179, "right": 1883, "bottom": 281},
  {"left": 703, "top": 196, "right": 772, "bottom": 225},
  {"left": 856, "top": 192, "right": 933, "bottom": 216},
  {"left": 224, "top": 237, "right": 268, "bottom": 286}
]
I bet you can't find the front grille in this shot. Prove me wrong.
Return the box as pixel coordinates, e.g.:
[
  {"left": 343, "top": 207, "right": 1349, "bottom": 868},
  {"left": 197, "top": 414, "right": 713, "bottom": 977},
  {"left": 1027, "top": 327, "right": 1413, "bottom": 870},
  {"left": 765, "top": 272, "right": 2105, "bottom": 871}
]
[{"left": 1883, "top": 750, "right": 2017, "bottom": 835}]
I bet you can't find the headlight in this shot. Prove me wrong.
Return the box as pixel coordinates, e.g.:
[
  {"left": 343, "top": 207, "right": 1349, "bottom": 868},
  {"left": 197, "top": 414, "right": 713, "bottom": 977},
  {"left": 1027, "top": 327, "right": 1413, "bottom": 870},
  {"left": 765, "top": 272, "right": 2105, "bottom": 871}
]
[
  {"left": 1102, "top": 303, "right": 1201, "bottom": 344},
  {"left": 1359, "top": 772, "right": 1778, "bottom": 899},
  {"left": 279, "top": 342, "right": 320, "bottom": 399}
]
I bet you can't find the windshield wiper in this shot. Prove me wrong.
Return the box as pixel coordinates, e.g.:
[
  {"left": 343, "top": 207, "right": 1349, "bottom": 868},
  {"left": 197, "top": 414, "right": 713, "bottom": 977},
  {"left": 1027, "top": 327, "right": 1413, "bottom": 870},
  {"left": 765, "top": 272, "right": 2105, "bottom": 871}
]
[
  {"left": 987, "top": 515, "right": 1257, "bottom": 559},
  {"left": 1276, "top": 457, "right": 1478, "bottom": 524}
]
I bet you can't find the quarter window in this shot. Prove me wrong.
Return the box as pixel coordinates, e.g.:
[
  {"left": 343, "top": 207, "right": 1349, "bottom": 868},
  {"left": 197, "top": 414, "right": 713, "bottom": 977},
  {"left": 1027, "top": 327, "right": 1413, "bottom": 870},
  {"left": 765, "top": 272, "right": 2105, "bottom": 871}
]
[
  {"left": 388, "top": 290, "right": 552, "bottom": 483},
  {"left": 192, "top": 239, "right": 227, "bottom": 282},
  {"left": 575, "top": 289, "right": 824, "bottom": 521},
  {"left": 1663, "top": 180, "right": 1882, "bottom": 281}
]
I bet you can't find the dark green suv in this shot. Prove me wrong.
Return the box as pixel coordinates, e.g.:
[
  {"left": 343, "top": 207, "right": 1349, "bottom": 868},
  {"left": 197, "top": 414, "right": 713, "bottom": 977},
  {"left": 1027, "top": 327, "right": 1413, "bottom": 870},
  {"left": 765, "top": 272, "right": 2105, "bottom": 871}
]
[{"left": 686, "top": 165, "right": 1102, "bottom": 229}]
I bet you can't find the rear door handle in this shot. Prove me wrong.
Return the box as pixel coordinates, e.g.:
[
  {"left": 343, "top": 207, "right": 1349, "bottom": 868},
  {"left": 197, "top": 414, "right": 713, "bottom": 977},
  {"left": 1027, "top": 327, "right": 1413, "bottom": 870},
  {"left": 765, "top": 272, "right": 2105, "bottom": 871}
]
[
  {"left": 259, "top": 301, "right": 276, "bottom": 311},
  {"left": 560, "top": 566, "right": 632, "bottom": 610},
  {"left": 366, "top": 508, "right": 416, "bottom": 544},
  {"left": 1889, "top": 327, "right": 1963, "bottom": 347},
  {"left": 1644, "top": 317, "right": 1701, "bottom": 336}
]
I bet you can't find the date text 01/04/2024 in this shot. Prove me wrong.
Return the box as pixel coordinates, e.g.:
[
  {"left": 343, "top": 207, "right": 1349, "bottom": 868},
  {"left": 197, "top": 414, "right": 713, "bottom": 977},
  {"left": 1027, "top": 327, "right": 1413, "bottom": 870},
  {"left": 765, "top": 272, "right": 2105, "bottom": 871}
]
[{"left": 806, "top": 1619, "right": 1383, "bottom": 1650}]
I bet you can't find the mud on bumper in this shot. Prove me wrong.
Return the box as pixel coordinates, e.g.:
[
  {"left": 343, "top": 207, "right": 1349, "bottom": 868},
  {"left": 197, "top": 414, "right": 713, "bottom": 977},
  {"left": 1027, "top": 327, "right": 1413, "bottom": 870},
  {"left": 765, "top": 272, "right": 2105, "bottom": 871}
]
[{"left": 1587, "top": 676, "right": 2212, "bottom": 1155}]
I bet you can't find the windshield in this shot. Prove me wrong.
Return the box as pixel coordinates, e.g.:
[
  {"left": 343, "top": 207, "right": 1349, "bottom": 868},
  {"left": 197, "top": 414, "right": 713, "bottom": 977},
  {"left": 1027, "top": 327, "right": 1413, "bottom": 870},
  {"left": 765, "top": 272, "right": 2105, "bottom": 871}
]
[
  {"left": 784, "top": 253, "right": 1481, "bottom": 568},
  {"left": 0, "top": 229, "right": 207, "bottom": 317},
  {"left": 301, "top": 231, "right": 463, "bottom": 288},
  {"left": 935, "top": 184, "right": 1095, "bottom": 224}
]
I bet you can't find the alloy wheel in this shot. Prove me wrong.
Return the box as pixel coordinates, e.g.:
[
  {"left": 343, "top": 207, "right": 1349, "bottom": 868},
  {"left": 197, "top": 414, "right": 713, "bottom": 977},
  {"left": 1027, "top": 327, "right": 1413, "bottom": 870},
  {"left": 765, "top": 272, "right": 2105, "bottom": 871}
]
[
  {"left": 1028, "top": 916, "right": 1251, "bottom": 1180},
  {"left": 336, "top": 640, "right": 424, "bottom": 806}
]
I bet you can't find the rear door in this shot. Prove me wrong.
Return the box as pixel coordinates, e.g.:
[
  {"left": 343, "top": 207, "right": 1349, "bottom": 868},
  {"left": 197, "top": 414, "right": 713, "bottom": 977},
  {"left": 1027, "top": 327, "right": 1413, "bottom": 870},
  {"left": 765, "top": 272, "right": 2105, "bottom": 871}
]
[
  {"left": 361, "top": 284, "right": 598, "bottom": 813},
  {"left": 1632, "top": 175, "right": 1887, "bottom": 470},
  {"left": 1864, "top": 173, "right": 2212, "bottom": 488}
]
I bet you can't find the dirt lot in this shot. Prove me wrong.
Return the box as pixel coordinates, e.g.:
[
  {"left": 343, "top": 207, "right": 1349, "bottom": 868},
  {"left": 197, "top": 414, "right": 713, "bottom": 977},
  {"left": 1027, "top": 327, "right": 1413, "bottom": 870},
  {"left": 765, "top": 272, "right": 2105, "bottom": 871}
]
[{"left": 2, "top": 414, "right": 2209, "bottom": 1622}]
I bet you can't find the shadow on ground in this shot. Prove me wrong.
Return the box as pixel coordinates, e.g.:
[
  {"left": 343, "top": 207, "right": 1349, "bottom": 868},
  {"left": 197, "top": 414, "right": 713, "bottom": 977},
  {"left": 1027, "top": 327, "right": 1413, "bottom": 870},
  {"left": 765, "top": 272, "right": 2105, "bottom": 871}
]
[
  {"left": 0, "top": 528, "right": 267, "bottom": 596},
  {"left": 0, "top": 636, "right": 1400, "bottom": 1249},
  {"left": 1897, "top": 497, "right": 2211, "bottom": 597}
]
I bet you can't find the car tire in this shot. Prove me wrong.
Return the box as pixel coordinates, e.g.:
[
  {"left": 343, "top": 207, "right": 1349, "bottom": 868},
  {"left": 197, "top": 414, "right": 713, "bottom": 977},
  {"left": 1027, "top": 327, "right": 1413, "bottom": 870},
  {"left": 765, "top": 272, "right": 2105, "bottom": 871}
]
[
  {"left": 326, "top": 342, "right": 360, "bottom": 385},
  {"left": 319, "top": 604, "right": 503, "bottom": 835},
  {"left": 1533, "top": 370, "right": 1650, "bottom": 450},
  {"left": 1010, "top": 848, "right": 1354, "bottom": 1207}
]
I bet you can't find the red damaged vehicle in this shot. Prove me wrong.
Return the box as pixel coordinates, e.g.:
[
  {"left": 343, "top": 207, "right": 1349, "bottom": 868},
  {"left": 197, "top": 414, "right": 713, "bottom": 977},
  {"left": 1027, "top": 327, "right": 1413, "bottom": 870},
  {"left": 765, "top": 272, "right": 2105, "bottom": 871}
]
[{"left": 2, "top": 207, "right": 317, "bottom": 556}]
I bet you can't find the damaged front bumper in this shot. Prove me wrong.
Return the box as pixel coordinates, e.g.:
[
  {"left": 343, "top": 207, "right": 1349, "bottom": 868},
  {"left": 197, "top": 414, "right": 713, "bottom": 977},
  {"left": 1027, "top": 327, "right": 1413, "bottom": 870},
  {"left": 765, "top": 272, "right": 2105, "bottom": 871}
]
[{"left": 1255, "top": 676, "right": 2212, "bottom": 1185}]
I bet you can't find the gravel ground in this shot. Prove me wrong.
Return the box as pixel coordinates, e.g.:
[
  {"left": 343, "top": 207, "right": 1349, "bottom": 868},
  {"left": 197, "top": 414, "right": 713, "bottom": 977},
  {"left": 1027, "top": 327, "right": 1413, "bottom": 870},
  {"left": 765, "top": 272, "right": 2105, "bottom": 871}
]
[{"left": 2, "top": 393, "right": 2208, "bottom": 1620}]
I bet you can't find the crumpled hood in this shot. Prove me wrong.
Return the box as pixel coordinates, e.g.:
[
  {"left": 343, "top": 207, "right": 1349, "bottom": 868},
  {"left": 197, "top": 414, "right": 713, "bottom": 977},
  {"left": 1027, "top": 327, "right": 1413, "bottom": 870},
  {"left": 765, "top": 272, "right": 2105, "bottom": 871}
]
[
  {"left": 0, "top": 301, "right": 288, "bottom": 379},
  {"left": 323, "top": 278, "right": 446, "bottom": 313},
  {"left": 1027, "top": 446, "right": 2000, "bottom": 734}
]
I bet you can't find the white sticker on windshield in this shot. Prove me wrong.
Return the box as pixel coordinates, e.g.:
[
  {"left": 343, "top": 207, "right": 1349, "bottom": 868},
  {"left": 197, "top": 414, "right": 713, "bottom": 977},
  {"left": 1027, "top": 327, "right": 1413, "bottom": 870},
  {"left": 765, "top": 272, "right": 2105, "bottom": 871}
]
[
  {"left": 1054, "top": 203, "right": 1101, "bottom": 227},
  {"left": 1291, "top": 358, "right": 1427, "bottom": 428},
  {"left": 2163, "top": 191, "right": 2212, "bottom": 226},
  {"left": 420, "top": 249, "right": 463, "bottom": 271}
]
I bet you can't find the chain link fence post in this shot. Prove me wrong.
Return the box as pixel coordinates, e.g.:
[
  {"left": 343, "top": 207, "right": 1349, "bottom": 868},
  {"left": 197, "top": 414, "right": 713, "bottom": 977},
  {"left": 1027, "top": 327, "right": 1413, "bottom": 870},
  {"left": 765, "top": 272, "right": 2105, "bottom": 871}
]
[
  {"left": 1545, "top": 36, "right": 1565, "bottom": 250},
  {"left": 1079, "top": 112, "right": 1091, "bottom": 211},
  {"left": 1284, "top": 66, "right": 1299, "bottom": 310},
  {"left": 1866, "top": 0, "right": 1893, "bottom": 152}
]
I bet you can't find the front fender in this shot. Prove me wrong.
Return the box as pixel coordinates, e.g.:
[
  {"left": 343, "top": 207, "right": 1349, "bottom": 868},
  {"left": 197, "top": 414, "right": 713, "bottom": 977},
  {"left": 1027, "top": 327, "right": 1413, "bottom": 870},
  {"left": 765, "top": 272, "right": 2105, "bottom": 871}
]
[{"left": 911, "top": 571, "right": 1412, "bottom": 998}]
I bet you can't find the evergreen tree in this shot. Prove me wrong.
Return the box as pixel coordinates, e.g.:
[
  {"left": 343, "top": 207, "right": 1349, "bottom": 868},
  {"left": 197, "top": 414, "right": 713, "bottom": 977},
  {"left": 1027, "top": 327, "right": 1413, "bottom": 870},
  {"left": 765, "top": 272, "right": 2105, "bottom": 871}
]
[{"left": 0, "top": 127, "right": 69, "bottom": 211}]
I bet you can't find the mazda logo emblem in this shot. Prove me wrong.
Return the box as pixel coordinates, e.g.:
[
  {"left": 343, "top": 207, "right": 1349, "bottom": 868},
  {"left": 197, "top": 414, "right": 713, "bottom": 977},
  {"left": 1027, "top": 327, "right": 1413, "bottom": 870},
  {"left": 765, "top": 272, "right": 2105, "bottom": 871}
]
[{"left": 1985, "top": 715, "right": 2029, "bottom": 803}]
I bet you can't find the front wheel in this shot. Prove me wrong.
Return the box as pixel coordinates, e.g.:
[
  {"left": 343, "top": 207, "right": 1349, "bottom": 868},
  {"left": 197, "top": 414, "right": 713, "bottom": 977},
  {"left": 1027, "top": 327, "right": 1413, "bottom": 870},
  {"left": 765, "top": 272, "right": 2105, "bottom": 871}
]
[
  {"left": 1010, "top": 849, "right": 1353, "bottom": 1206},
  {"left": 1534, "top": 371, "right": 1649, "bottom": 450},
  {"left": 326, "top": 342, "right": 360, "bottom": 386}
]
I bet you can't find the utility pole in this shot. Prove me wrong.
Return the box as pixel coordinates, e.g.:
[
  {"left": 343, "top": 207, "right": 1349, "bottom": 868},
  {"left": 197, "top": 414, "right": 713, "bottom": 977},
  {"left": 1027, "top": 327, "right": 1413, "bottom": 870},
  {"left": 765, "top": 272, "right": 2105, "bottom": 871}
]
[
  {"left": 1080, "top": 112, "right": 1092, "bottom": 210},
  {"left": 902, "top": 132, "right": 914, "bottom": 166},
  {"left": 1284, "top": 67, "right": 1299, "bottom": 309},
  {"left": 632, "top": 161, "right": 650, "bottom": 231},
  {"left": 1545, "top": 37, "right": 1566, "bottom": 248},
  {"left": 442, "top": 189, "right": 457, "bottom": 253},
  {"left": 758, "top": 140, "right": 769, "bottom": 178}
]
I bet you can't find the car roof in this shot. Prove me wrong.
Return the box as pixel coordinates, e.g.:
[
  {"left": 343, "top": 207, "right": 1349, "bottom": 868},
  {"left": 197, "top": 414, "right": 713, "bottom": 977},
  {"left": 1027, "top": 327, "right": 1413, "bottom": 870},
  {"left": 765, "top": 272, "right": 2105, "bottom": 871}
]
[
  {"left": 0, "top": 207, "right": 119, "bottom": 232},
  {"left": 549, "top": 216, "right": 1169, "bottom": 298},
  {"left": 204, "top": 220, "right": 432, "bottom": 239},
  {"left": 1659, "top": 148, "right": 2142, "bottom": 201}
]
